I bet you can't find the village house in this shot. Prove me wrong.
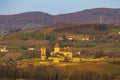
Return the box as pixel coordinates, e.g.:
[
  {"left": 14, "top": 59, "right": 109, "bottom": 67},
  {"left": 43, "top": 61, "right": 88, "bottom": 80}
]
[{"left": 0, "top": 46, "right": 8, "bottom": 52}]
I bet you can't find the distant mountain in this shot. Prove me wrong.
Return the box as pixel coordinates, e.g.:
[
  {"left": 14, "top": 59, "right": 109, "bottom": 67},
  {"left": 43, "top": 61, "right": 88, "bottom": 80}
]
[
  {"left": 0, "top": 12, "right": 53, "bottom": 30},
  {"left": 54, "top": 8, "right": 120, "bottom": 24},
  {"left": 0, "top": 8, "right": 120, "bottom": 30}
]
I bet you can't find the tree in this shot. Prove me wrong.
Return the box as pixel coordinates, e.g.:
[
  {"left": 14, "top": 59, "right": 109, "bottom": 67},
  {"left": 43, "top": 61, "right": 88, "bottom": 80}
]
[
  {"left": 69, "top": 71, "right": 115, "bottom": 80},
  {"left": 62, "top": 34, "right": 67, "bottom": 42},
  {"left": 46, "top": 32, "right": 57, "bottom": 42},
  {"left": 95, "top": 50, "right": 105, "bottom": 58}
]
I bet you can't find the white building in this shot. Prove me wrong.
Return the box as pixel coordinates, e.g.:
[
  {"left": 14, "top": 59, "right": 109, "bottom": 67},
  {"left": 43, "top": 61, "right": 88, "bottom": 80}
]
[{"left": 0, "top": 46, "right": 8, "bottom": 52}]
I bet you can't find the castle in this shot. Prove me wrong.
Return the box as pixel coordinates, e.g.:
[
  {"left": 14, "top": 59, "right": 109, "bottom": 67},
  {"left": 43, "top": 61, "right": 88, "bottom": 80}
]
[
  {"left": 16, "top": 43, "right": 104, "bottom": 68},
  {"left": 40, "top": 43, "right": 80, "bottom": 63},
  {"left": 40, "top": 43, "right": 104, "bottom": 63},
  {"left": 50, "top": 43, "right": 74, "bottom": 59}
]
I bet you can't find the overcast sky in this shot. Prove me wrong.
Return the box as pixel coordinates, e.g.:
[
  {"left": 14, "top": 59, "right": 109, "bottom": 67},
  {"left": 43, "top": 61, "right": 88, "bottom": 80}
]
[{"left": 0, "top": 0, "right": 120, "bottom": 15}]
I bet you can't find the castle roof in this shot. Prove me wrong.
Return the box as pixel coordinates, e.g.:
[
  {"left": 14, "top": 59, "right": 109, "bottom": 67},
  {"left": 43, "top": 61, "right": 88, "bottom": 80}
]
[{"left": 60, "top": 46, "right": 74, "bottom": 52}]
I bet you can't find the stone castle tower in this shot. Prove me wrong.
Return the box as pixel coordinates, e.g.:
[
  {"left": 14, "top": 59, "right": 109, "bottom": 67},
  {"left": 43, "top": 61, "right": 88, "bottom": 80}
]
[
  {"left": 40, "top": 46, "right": 46, "bottom": 60},
  {"left": 54, "top": 43, "right": 60, "bottom": 53}
]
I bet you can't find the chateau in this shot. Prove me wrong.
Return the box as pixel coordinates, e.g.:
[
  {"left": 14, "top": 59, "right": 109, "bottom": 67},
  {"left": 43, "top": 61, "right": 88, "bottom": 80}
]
[
  {"left": 16, "top": 43, "right": 104, "bottom": 68},
  {"left": 40, "top": 43, "right": 80, "bottom": 63}
]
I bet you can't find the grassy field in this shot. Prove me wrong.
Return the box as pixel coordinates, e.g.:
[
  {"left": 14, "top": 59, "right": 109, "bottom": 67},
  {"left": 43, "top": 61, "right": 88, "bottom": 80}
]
[
  {"left": 110, "top": 28, "right": 120, "bottom": 32},
  {"left": 104, "top": 63, "right": 120, "bottom": 74},
  {"left": 59, "top": 62, "right": 120, "bottom": 77}
]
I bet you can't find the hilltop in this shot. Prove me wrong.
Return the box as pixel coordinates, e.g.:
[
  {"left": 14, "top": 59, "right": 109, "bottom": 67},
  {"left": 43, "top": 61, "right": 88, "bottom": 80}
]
[{"left": 0, "top": 8, "right": 120, "bottom": 31}]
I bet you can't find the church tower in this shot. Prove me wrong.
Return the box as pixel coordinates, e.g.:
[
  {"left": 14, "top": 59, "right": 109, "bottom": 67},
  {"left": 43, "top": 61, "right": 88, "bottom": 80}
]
[
  {"left": 40, "top": 46, "right": 46, "bottom": 60},
  {"left": 54, "top": 43, "right": 60, "bottom": 53}
]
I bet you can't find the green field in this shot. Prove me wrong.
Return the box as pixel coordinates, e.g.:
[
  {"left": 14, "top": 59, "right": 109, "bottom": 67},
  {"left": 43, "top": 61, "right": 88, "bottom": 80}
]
[
  {"left": 110, "top": 28, "right": 120, "bottom": 32},
  {"left": 104, "top": 64, "right": 120, "bottom": 74}
]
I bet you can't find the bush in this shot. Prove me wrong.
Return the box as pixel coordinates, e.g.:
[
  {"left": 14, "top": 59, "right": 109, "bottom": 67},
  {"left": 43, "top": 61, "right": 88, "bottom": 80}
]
[
  {"left": 95, "top": 50, "right": 105, "bottom": 58},
  {"left": 69, "top": 70, "right": 118, "bottom": 80}
]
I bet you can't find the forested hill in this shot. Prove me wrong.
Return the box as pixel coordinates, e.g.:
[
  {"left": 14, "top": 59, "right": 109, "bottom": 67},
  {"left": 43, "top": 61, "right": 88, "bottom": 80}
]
[{"left": 0, "top": 8, "right": 120, "bottom": 30}]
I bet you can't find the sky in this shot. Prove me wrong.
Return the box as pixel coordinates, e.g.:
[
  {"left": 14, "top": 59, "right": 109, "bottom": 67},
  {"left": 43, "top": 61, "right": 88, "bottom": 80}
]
[{"left": 0, "top": 0, "right": 120, "bottom": 15}]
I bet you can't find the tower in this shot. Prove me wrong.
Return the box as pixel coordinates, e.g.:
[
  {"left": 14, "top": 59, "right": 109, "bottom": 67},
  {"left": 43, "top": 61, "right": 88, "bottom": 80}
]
[
  {"left": 0, "top": 26, "right": 4, "bottom": 40},
  {"left": 54, "top": 43, "right": 60, "bottom": 53},
  {"left": 100, "top": 16, "right": 103, "bottom": 24},
  {"left": 40, "top": 46, "right": 46, "bottom": 60}
]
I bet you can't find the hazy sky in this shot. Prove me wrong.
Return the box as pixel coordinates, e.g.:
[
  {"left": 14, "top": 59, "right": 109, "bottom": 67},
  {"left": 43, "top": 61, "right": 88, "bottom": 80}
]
[{"left": 0, "top": 0, "right": 120, "bottom": 15}]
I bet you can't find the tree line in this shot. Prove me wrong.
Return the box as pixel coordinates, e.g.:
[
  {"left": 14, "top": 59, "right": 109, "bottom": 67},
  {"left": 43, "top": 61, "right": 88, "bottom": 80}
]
[{"left": 0, "top": 64, "right": 120, "bottom": 80}]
